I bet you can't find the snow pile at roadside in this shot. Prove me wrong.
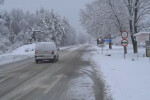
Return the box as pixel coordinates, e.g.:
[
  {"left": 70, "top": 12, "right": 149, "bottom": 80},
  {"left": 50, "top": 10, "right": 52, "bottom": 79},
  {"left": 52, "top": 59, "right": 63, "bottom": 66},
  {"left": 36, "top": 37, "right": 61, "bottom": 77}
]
[
  {"left": 0, "top": 43, "right": 36, "bottom": 66},
  {"left": 84, "top": 45, "right": 150, "bottom": 100},
  {"left": 11, "top": 43, "right": 36, "bottom": 55}
]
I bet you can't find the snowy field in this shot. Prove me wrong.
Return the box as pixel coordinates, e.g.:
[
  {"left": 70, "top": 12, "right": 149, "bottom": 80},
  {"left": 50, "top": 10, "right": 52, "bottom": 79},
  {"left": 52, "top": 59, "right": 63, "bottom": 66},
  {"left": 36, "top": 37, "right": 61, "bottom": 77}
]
[
  {"left": 0, "top": 43, "right": 84, "bottom": 66},
  {"left": 83, "top": 44, "right": 150, "bottom": 100}
]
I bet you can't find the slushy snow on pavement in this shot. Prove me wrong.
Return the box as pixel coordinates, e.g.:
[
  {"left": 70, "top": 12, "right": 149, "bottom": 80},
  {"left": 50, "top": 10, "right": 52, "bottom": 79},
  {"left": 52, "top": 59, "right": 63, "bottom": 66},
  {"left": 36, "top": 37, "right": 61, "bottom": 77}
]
[{"left": 68, "top": 68, "right": 95, "bottom": 100}]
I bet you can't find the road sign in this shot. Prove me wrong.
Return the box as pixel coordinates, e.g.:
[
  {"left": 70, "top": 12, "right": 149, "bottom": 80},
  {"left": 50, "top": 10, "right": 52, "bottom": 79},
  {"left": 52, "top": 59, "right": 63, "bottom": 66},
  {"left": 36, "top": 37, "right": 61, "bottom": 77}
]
[
  {"left": 121, "top": 39, "right": 128, "bottom": 47},
  {"left": 121, "top": 31, "right": 128, "bottom": 38},
  {"left": 104, "top": 39, "right": 112, "bottom": 42}
]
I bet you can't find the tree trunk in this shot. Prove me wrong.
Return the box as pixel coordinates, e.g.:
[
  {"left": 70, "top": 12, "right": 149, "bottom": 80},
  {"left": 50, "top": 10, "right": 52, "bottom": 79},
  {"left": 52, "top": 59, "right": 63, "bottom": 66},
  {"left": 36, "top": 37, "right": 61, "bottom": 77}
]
[
  {"left": 109, "top": 42, "right": 112, "bottom": 49},
  {"left": 131, "top": 35, "right": 138, "bottom": 53},
  {"left": 129, "top": 19, "right": 138, "bottom": 53},
  {"left": 128, "top": 0, "right": 138, "bottom": 53},
  {"left": 133, "top": 0, "right": 139, "bottom": 53},
  {"left": 134, "top": 0, "right": 139, "bottom": 34}
]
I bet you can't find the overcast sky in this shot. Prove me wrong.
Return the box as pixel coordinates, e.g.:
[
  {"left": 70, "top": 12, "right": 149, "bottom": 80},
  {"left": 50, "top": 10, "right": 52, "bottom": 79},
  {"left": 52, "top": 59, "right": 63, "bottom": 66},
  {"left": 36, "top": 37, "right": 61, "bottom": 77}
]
[{"left": 1, "top": 0, "right": 92, "bottom": 33}]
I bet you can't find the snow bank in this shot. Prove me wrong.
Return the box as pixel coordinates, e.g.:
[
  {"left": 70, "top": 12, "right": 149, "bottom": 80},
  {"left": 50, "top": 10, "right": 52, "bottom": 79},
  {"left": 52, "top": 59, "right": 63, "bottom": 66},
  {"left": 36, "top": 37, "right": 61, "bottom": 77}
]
[
  {"left": 84, "top": 44, "right": 150, "bottom": 100},
  {"left": 0, "top": 43, "right": 36, "bottom": 66},
  {"left": 10, "top": 43, "right": 36, "bottom": 55}
]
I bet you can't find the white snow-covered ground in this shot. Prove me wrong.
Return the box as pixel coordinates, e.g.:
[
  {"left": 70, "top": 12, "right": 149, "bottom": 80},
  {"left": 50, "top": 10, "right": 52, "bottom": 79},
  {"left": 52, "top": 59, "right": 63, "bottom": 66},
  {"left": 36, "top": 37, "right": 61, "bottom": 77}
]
[
  {"left": 83, "top": 44, "right": 150, "bottom": 100},
  {"left": 60, "top": 43, "right": 89, "bottom": 51},
  {"left": 0, "top": 43, "right": 85, "bottom": 66}
]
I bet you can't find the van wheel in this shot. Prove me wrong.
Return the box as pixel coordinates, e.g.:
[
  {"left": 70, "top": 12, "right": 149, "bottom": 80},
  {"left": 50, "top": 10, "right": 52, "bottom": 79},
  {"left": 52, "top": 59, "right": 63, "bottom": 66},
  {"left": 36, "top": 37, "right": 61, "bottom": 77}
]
[
  {"left": 35, "top": 59, "right": 38, "bottom": 64},
  {"left": 56, "top": 56, "right": 59, "bottom": 61},
  {"left": 52, "top": 59, "right": 56, "bottom": 63},
  {"left": 52, "top": 56, "right": 56, "bottom": 63}
]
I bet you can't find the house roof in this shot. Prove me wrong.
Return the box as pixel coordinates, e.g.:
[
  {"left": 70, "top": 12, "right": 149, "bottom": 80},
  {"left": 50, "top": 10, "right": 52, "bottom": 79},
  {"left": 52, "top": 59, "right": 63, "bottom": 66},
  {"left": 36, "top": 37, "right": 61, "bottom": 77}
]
[{"left": 134, "top": 32, "right": 150, "bottom": 36}]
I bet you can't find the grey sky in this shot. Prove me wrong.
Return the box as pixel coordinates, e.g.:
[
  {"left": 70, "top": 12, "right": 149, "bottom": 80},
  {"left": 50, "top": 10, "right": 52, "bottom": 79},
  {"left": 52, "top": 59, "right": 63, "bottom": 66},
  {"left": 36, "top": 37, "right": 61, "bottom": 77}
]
[{"left": 1, "top": 0, "right": 92, "bottom": 33}]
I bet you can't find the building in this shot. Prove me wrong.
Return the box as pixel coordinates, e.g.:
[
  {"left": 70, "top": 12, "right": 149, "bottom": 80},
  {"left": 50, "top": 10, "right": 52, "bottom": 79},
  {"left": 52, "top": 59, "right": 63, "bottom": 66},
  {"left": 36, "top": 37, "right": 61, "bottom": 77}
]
[{"left": 134, "top": 32, "right": 150, "bottom": 43}]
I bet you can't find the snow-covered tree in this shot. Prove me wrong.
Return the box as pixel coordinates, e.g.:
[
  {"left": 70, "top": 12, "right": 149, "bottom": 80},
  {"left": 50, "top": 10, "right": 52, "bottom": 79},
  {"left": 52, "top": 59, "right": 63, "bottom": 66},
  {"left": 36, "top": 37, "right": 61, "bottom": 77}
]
[
  {"left": 0, "top": 12, "right": 10, "bottom": 53},
  {"left": 0, "top": 8, "right": 79, "bottom": 54},
  {"left": 0, "top": 0, "right": 4, "bottom": 4},
  {"left": 80, "top": 0, "right": 150, "bottom": 53},
  {"left": 61, "top": 17, "right": 78, "bottom": 46}
]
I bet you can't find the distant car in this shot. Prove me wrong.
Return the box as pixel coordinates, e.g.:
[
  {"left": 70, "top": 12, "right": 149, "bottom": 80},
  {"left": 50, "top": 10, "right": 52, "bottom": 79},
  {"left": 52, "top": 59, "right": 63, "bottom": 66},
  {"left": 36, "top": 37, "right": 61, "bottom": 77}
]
[{"left": 35, "top": 42, "right": 59, "bottom": 63}]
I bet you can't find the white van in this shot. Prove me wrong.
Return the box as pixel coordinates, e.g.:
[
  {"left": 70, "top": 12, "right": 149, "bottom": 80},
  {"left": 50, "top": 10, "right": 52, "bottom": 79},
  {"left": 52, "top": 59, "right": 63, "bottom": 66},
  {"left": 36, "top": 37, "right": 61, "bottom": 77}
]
[{"left": 35, "top": 42, "right": 59, "bottom": 63}]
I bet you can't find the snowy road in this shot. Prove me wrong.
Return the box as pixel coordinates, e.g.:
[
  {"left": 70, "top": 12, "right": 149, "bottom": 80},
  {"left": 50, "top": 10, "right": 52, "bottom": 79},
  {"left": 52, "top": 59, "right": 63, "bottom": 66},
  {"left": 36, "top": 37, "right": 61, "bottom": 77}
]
[{"left": 0, "top": 46, "right": 105, "bottom": 100}]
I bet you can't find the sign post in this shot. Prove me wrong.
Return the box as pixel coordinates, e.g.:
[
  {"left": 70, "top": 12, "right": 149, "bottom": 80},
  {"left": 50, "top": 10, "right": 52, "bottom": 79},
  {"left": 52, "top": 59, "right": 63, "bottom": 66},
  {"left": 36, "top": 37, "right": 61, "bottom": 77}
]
[
  {"left": 121, "top": 39, "right": 128, "bottom": 47},
  {"left": 121, "top": 39, "right": 129, "bottom": 59},
  {"left": 121, "top": 31, "right": 129, "bottom": 59},
  {"left": 97, "top": 37, "right": 104, "bottom": 55},
  {"left": 104, "top": 39, "right": 112, "bottom": 42},
  {"left": 121, "top": 31, "right": 128, "bottom": 39}
]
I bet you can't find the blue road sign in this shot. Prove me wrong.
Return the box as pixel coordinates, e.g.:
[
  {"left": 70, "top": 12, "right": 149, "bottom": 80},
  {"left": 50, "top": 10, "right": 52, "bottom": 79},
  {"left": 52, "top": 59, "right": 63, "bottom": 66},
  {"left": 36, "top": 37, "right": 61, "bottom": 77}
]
[{"left": 104, "top": 39, "right": 112, "bottom": 42}]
